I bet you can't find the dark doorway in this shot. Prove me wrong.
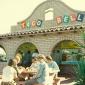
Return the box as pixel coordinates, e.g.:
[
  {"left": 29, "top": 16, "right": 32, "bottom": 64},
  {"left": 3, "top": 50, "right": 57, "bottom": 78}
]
[{"left": 16, "top": 42, "right": 38, "bottom": 67}]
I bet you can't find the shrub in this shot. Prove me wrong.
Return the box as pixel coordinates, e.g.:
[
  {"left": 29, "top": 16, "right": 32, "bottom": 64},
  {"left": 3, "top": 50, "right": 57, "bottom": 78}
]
[{"left": 74, "top": 59, "right": 85, "bottom": 85}]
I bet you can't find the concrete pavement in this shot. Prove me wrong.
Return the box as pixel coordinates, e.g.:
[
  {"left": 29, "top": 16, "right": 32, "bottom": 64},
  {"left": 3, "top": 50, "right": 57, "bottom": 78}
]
[{"left": 0, "top": 76, "right": 76, "bottom": 85}]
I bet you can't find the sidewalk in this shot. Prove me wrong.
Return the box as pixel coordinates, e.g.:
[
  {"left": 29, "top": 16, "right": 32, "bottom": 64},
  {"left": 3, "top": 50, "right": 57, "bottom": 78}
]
[
  {"left": 59, "top": 77, "right": 76, "bottom": 85},
  {"left": 0, "top": 77, "right": 76, "bottom": 85}
]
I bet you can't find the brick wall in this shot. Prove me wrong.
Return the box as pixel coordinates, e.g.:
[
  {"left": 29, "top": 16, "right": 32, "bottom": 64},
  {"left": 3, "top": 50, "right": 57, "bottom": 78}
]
[{"left": 0, "top": 32, "right": 84, "bottom": 73}]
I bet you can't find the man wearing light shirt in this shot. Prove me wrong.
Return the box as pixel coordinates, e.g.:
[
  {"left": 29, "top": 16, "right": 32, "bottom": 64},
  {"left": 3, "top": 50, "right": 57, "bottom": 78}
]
[
  {"left": 1, "top": 59, "right": 18, "bottom": 85},
  {"left": 25, "top": 54, "right": 49, "bottom": 85},
  {"left": 46, "top": 56, "right": 60, "bottom": 85}
]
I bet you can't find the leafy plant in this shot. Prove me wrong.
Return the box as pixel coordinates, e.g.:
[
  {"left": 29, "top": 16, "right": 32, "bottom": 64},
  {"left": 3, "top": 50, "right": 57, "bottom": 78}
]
[{"left": 74, "top": 59, "right": 85, "bottom": 85}]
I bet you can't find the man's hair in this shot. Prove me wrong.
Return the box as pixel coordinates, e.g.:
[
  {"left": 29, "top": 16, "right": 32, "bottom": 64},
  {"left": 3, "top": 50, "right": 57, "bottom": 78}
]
[
  {"left": 8, "top": 59, "right": 14, "bottom": 66},
  {"left": 46, "top": 56, "right": 53, "bottom": 61}
]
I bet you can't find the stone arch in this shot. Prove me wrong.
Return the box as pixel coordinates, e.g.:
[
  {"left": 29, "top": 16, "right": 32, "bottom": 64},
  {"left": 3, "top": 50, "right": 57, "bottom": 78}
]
[
  {"left": 15, "top": 42, "right": 39, "bottom": 67},
  {"left": 15, "top": 42, "right": 39, "bottom": 54},
  {"left": 51, "top": 40, "right": 80, "bottom": 52},
  {"left": 0, "top": 45, "right": 7, "bottom": 53},
  {"left": 12, "top": 38, "right": 40, "bottom": 56},
  {"left": 50, "top": 37, "right": 81, "bottom": 55},
  {"left": 51, "top": 39, "right": 82, "bottom": 64},
  {"left": 0, "top": 44, "right": 7, "bottom": 62},
  {"left": 0, "top": 44, "right": 8, "bottom": 73}
]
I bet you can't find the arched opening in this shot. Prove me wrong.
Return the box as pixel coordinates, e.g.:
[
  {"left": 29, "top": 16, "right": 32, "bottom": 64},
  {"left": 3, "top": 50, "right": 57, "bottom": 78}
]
[
  {"left": 51, "top": 40, "right": 81, "bottom": 64},
  {"left": 0, "top": 45, "right": 7, "bottom": 62},
  {"left": 15, "top": 42, "right": 39, "bottom": 67},
  {"left": 51, "top": 40, "right": 82, "bottom": 76}
]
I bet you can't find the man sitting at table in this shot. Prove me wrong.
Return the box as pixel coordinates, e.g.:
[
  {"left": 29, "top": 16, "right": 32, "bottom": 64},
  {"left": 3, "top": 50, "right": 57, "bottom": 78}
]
[
  {"left": 25, "top": 55, "right": 39, "bottom": 80},
  {"left": 1, "top": 59, "right": 18, "bottom": 85},
  {"left": 30, "top": 55, "right": 39, "bottom": 72},
  {"left": 46, "top": 56, "right": 60, "bottom": 85},
  {"left": 25, "top": 54, "right": 49, "bottom": 85},
  {"left": 13, "top": 58, "right": 26, "bottom": 80}
]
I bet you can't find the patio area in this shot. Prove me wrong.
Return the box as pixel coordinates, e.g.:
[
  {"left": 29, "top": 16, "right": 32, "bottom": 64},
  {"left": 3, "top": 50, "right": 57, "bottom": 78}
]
[
  {"left": 0, "top": 75, "right": 76, "bottom": 85},
  {"left": 59, "top": 77, "right": 76, "bottom": 85}
]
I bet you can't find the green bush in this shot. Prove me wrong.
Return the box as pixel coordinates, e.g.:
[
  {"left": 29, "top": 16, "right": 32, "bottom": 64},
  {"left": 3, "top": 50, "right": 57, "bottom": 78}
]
[{"left": 74, "top": 59, "right": 85, "bottom": 85}]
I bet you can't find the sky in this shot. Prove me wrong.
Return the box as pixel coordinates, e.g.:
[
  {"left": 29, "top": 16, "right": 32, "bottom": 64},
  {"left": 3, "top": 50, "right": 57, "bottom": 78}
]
[{"left": 0, "top": 0, "right": 85, "bottom": 34}]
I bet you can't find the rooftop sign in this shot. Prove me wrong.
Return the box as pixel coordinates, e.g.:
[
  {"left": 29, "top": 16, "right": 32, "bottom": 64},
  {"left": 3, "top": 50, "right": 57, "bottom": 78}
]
[{"left": 20, "top": 13, "right": 85, "bottom": 29}]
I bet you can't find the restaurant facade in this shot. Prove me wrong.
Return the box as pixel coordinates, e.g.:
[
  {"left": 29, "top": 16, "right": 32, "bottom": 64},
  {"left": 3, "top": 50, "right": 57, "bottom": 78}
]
[{"left": 0, "top": 0, "right": 85, "bottom": 73}]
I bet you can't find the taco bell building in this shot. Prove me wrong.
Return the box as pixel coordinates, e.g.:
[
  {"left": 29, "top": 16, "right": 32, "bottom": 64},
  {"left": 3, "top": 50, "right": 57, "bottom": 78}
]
[{"left": 0, "top": 0, "right": 85, "bottom": 73}]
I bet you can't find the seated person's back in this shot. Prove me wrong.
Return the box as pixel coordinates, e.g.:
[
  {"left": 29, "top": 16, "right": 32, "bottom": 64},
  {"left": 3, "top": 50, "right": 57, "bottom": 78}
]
[{"left": 1, "top": 59, "right": 18, "bottom": 85}]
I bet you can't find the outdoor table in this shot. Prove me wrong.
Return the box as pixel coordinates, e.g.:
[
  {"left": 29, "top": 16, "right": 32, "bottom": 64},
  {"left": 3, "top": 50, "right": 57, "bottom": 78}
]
[{"left": 19, "top": 68, "right": 37, "bottom": 80}]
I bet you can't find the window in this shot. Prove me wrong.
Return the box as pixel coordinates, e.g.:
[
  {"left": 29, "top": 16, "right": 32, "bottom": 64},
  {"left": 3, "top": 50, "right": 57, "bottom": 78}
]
[{"left": 45, "top": 8, "right": 53, "bottom": 21}]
